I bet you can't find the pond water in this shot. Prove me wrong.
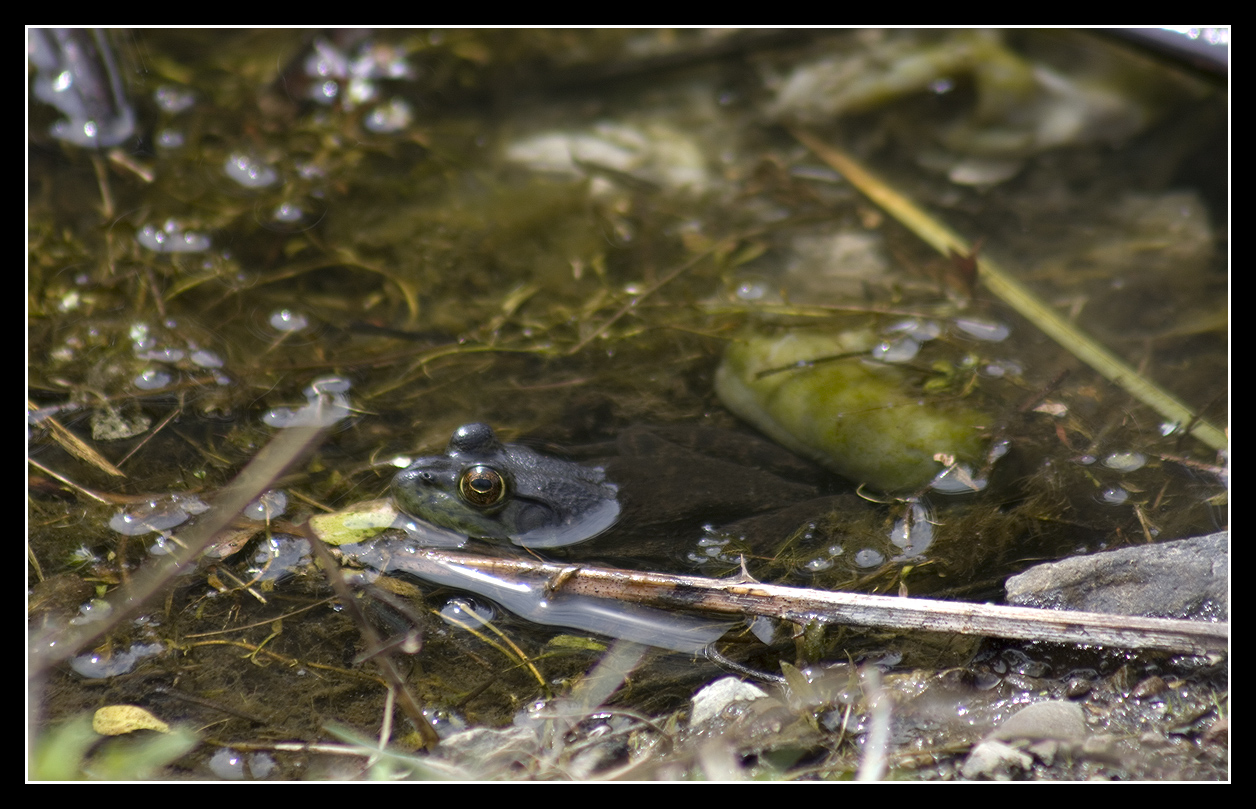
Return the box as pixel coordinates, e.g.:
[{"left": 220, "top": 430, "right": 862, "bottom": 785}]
[{"left": 28, "top": 29, "right": 1227, "bottom": 780}]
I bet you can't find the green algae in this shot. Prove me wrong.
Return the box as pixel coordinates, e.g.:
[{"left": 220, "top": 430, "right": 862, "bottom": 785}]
[{"left": 716, "top": 329, "right": 990, "bottom": 492}]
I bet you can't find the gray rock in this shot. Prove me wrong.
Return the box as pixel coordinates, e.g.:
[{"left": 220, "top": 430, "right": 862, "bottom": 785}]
[
  {"left": 1004, "top": 533, "right": 1227, "bottom": 620},
  {"left": 990, "top": 700, "right": 1087, "bottom": 742}
]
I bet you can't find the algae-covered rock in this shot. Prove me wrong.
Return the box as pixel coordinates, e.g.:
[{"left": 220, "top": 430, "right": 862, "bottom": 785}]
[{"left": 715, "top": 330, "right": 990, "bottom": 492}]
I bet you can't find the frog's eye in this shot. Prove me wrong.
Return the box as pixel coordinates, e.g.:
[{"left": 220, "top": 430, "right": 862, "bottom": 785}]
[{"left": 458, "top": 465, "right": 508, "bottom": 508}]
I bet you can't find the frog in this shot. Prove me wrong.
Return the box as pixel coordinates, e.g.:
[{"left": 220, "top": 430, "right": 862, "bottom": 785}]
[
  {"left": 391, "top": 422, "right": 621, "bottom": 549},
  {"left": 383, "top": 422, "right": 877, "bottom": 652},
  {"left": 391, "top": 421, "right": 868, "bottom": 565}
]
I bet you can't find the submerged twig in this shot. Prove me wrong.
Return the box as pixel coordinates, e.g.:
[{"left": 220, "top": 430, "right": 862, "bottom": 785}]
[
  {"left": 789, "top": 128, "right": 1227, "bottom": 453},
  {"left": 352, "top": 547, "right": 1227, "bottom": 656},
  {"left": 307, "top": 534, "right": 442, "bottom": 750},
  {"left": 29, "top": 402, "right": 126, "bottom": 478}
]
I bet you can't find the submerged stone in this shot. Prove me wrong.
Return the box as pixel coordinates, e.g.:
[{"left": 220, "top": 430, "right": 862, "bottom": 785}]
[{"left": 715, "top": 330, "right": 990, "bottom": 492}]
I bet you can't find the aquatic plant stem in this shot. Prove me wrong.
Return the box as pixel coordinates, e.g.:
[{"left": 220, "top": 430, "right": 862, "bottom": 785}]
[{"left": 789, "top": 128, "right": 1227, "bottom": 453}]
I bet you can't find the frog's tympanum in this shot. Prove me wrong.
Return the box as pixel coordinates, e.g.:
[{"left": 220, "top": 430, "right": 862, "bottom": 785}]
[{"left": 392, "top": 422, "right": 621, "bottom": 548}]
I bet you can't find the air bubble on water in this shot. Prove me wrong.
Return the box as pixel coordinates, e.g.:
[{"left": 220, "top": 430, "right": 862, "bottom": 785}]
[
  {"left": 1099, "top": 486, "right": 1129, "bottom": 505},
  {"left": 190, "top": 349, "right": 224, "bottom": 368},
  {"left": 129, "top": 322, "right": 153, "bottom": 350},
  {"left": 736, "top": 280, "right": 768, "bottom": 301},
  {"left": 1103, "top": 451, "right": 1146, "bottom": 472},
  {"left": 262, "top": 375, "right": 352, "bottom": 429},
  {"left": 133, "top": 367, "right": 172, "bottom": 390},
  {"left": 890, "top": 502, "right": 935, "bottom": 556},
  {"left": 208, "top": 748, "right": 246, "bottom": 781},
  {"left": 69, "top": 598, "right": 113, "bottom": 626},
  {"left": 870, "top": 335, "right": 920, "bottom": 364},
  {"left": 952, "top": 317, "right": 1010, "bottom": 342},
  {"left": 440, "top": 597, "right": 495, "bottom": 628},
  {"left": 269, "top": 309, "right": 309, "bottom": 332},
  {"left": 854, "top": 548, "right": 885, "bottom": 568},
  {"left": 243, "top": 490, "right": 288, "bottom": 521},
  {"left": 273, "top": 202, "right": 304, "bottom": 222},
  {"left": 248, "top": 535, "right": 310, "bottom": 582}
]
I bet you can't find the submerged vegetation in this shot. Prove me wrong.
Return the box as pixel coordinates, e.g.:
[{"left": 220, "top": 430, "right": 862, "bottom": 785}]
[{"left": 29, "top": 29, "right": 1227, "bottom": 780}]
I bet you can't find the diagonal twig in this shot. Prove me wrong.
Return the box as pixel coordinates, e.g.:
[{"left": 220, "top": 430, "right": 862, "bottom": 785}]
[
  {"left": 789, "top": 128, "right": 1227, "bottom": 453},
  {"left": 344, "top": 545, "right": 1227, "bottom": 656}
]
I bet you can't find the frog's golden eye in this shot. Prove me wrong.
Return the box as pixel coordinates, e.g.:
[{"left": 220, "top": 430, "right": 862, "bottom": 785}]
[{"left": 458, "top": 465, "right": 507, "bottom": 508}]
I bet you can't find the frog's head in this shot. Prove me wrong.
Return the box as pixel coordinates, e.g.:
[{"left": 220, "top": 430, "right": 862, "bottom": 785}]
[{"left": 391, "top": 423, "right": 620, "bottom": 548}]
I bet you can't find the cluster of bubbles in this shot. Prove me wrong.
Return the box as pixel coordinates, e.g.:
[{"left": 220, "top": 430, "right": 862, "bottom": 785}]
[
  {"left": 30, "top": 29, "right": 135, "bottom": 148},
  {"left": 108, "top": 494, "right": 211, "bottom": 538},
  {"left": 109, "top": 488, "right": 290, "bottom": 557},
  {"left": 302, "top": 36, "right": 415, "bottom": 133},
  {"left": 685, "top": 525, "right": 747, "bottom": 567},
  {"left": 28, "top": 30, "right": 425, "bottom": 259},
  {"left": 128, "top": 320, "right": 228, "bottom": 391},
  {"left": 260, "top": 375, "right": 353, "bottom": 429},
  {"left": 802, "top": 543, "right": 886, "bottom": 574},
  {"left": 871, "top": 315, "right": 1011, "bottom": 368},
  {"left": 135, "top": 218, "right": 212, "bottom": 254},
  {"left": 207, "top": 748, "right": 278, "bottom": 781},
  {"left": 153, "top": 83, "right": 195, "bottom": 149},
  {"left": 1072, "top": 448, "right": 1150, "bottom": 507},
  {"left": 874, "top": 317, "right": 1015, "bottom": 491}
]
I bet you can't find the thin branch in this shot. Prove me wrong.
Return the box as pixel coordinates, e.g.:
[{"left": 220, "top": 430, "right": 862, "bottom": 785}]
[{"left": 349, "top": 545, "right": 1228, "bottom": 656}]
